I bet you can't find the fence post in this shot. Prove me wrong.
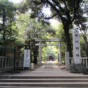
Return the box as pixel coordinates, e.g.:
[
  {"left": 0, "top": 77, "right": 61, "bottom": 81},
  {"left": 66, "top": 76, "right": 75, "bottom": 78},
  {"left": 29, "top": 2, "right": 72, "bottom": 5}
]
[
  {"left": 65, "top": 52, "right": 70, "bottom": 70},
  {"left": 13, "top": 47, "right": 16, "bottom": 73}
]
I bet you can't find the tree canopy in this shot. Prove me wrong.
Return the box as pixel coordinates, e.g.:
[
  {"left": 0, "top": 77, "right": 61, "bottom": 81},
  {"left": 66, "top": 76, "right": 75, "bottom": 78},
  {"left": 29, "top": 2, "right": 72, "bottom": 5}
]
[
  {"left": 0, "top": 0, "right": 88, "bottom": 62},
  {"left": 19, "top": 0, "right": 84, "bottom": 56},
  {"left": 0, "top": 0, "right": 16, "bottom": 42}
]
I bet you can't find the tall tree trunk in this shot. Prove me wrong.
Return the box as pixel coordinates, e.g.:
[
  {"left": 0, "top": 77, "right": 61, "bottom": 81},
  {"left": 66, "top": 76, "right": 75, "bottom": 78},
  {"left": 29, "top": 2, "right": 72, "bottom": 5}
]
[
  {"left": 30, "top": 40, "right": 32, "bottom": 63},
  {"left": 86, "top": 45, "right": 88, "bottom": 57},
  {"left": 64, "top": 26, "right": 72, "bottom": 57},
  {"left": 34, "top": 46, "right": 38, "bottom": 64}
]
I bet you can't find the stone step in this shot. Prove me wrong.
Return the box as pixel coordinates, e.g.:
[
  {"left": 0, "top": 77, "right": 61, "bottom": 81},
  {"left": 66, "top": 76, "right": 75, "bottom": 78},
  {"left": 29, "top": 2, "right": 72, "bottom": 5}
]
[
  {"left": 0, "top": 82, "right": 88, "bottom": 87},
  {"left": 1, "top": 78, "right": 88, "bottom": 82},
  {"left": 1, "top": 75, "right": 88, "bottom": 79},
  {"left": 1, "top": 75, "right": 88, "bottom": 87},
  {"left": 0, "top": 87, "right": 69, "bottom": 88}
]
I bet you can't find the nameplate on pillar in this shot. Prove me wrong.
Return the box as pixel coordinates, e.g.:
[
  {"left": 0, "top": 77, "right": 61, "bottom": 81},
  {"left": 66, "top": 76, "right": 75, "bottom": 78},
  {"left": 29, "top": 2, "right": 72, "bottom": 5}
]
[
  {"left": 76, "top": 41, "right": 78, "bottom": 43},
  {"left": 76, "top": 54, "right": 79, "bottom": 56},
  {"left": 75, "top": 34, "right": 78, "bottom": 36},
  {"left": 76, "top": 47, "right": 79, "bottom": 49}
]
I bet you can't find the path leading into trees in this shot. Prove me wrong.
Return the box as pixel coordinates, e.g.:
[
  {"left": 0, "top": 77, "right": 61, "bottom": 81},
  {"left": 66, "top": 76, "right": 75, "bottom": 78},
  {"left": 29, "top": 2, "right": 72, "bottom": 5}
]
[{"left": 1, "top": 61, "right": 85, "bottom": 76}]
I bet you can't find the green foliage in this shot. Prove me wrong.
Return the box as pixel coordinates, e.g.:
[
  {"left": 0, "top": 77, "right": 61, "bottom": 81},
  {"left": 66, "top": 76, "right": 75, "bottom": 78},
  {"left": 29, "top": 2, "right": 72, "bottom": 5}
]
[
  {"left": 17, "top": 0, "right": 32, "bottom": 13},
  {"left": 42, "top": 46, "right": 58, "bottom": 61},
  {"left": 0, "top": 0, "right": 16, "bottom": 19},
  {"left": 15, "top": 11, "right": 56, "bottom": 63},
  {"left": 17, "top": 0, "right": 87, "bottom": 57},
  {"left": 0, "top": 45, "right": 14, "bottom": 51},
  {"left": 50, "top": 21, "right": 66, "bottom": 42},
  {"left": 41, "top": 20, "right": 66, "bottom": 62},
  {"left": 0, "top": 0, "right": 16, "bottom": 42},
  {"left": 80, "top": 34, "right": 87, "bottom": 57},
  {"left": 74, "top": 0, "right": 88, "bottom": 56},
  {"left": 50, "top": 20, "right": 66, "bottom": 61},
  {"left": 29, "top": 0, "right": 85, "bottom": 57},
  {"left": 16, "top": 12, "right": 56, "bottom": 41},
  {"left": 70, "top": 64, "right": 87, "bottom": 73}
]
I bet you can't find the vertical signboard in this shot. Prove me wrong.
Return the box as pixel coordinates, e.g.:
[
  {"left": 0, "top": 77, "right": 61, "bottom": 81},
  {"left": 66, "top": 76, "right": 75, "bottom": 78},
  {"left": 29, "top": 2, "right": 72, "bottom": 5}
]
[{"left": 23, "top": 49, "right": 30, "bottom": 67}]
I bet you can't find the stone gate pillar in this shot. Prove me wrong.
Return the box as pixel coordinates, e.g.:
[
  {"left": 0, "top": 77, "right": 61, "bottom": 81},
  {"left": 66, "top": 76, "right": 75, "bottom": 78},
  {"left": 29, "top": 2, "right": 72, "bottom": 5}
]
[
  {"left": 38, "top": 41, "right": 42, "bottom": 65},
  {"left": 65, "top": 52, "right": 70, "bottom": 70},
  {"left": 73, "top": 30, "right": 81, "bottom": 64},
  {"left": 58, "top": 42, "right": 62, "bottom": 64}
]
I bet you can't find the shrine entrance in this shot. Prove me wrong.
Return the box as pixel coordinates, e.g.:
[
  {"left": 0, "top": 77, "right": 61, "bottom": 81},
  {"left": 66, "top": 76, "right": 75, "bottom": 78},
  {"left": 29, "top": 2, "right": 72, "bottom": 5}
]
[
  {"left": 35, "top": 38, "right": 64, "bottom": 65},
  {"left": 49, "top": 55, "right": 54, "bottom": 61}
]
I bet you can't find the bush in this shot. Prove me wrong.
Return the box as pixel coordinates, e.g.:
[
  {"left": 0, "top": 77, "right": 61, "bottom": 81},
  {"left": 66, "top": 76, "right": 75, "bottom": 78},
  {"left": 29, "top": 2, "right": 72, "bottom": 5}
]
[{"left": 70, "top": 64, "right": 87, "bottom": 73}]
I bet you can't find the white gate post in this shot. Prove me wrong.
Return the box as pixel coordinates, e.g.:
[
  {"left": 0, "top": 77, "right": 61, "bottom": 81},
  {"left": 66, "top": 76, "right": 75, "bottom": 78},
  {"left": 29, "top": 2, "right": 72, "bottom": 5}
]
[
  {"left": 65, "top": 52, "right": 70, "bottom": 70},
  {"left": 58, "top": 42, "right": 62, "bottom": 65},
  {"left": 38, "top": 41, "right": 42, "bottom": 65}
]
